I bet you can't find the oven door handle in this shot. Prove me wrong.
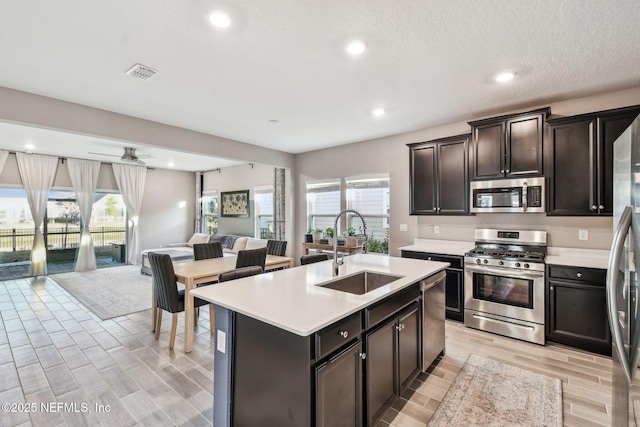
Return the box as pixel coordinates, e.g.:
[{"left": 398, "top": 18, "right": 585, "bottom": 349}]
[{"left": 465, "top": 264, "right": 544, "bottom": 280}]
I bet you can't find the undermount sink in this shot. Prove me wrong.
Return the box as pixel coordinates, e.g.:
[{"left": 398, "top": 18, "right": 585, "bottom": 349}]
[{"left": 318, "top": 271, "right": 404, "bottom": 295}]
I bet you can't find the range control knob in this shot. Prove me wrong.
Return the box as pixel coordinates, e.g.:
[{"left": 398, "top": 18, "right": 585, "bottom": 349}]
[
  {"left": 476, "top": 258, "right": 481, "bottom": 264},
  {"left": 524, "top": 263, "right": 530, "bottom": 269},
  {"left": 498, "top": 260, "right": 504, "bottom": 266},
  {"left": 515, "top": 262, "right": 521, "bottom": 268},
  {"left": 483, "top": 259, "right": 488, "bottom": 264}
]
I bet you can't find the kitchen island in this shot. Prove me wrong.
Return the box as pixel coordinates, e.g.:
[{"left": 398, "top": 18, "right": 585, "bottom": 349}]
[{"left": 191, "top": 254, "right": 448, "bottom": 427}]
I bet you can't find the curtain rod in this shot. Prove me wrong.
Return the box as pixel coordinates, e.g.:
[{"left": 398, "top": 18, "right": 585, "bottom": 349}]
[{"left": 5, "top": 151, "right": 155, "bottom": 170}]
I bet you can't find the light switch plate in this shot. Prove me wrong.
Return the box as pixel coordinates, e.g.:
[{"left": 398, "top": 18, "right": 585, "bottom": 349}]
[
  {"left": 434, "top": 225, "right": 440, "bottom": 234},
  {"left": 217, "top": 330, "right": 226, "bottom": 353},
  {"left": 578, "top": 229, "right": 588, "bottom": 240},
  {"left": 400, "top": 223, "right": 408, "bottom": 232}
]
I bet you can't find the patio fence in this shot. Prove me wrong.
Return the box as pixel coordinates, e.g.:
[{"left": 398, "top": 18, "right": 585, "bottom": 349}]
[{"left": 0, "top": 226, "right": 126, "bottom": 252}]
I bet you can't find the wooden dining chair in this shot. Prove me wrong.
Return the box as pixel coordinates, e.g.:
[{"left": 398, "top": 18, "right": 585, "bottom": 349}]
[
  {"left": 149, "top": 252, "right": 213, "bottom": 349},
  {"left": 218, "top": 266, "right": 264, "bottom": 282},
  {"left": 235, "top": 247, "right": 267, "bottom": 272},
  {"left": 300, "top": 253, "right": 329, "bottom": 265}
]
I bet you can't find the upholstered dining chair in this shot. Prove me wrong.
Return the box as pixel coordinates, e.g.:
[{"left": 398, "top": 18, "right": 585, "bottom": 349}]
[
  {"left": 266, "top": 239, "right": 287, "bottom": 256},
  {"left": 300, "top": 253, "right": 329, "bottom": 265},
  {"left": 193, "top": 241, "right": 224, "bottom": 261},
  {"left": 235, "top": 247, "right": 268, "bottom": 272},
  {"left": 193, "top": 241, "right": 224, "bottom": 292},
  {"left": 148, "top": 252, "right": 213, "bottom": 349},
  {"left": 218, "top": 266, "right": 264, "bottom": 282}
]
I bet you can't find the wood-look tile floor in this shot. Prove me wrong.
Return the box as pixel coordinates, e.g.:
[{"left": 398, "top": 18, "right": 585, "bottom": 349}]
[
  {"left": 378, "top": 321, "right": 613, "bottom": 427},
  {"left": 0, "top": 275, "right": 613, "bottom": 426}
]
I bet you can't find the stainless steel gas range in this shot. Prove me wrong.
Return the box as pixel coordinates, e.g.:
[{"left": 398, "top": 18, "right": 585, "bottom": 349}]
[{"left": 464, "top": 229, "right": 547, "bottom": 345}]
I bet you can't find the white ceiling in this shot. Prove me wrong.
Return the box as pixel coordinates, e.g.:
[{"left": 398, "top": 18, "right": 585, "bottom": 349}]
[{"left": 1, "top": 0, "right": 640, "bottom": 170}]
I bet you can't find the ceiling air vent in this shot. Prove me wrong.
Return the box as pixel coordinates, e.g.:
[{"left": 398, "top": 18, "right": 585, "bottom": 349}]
[{"left": 125, "top": 63, "right": 157, "bottom": 81}]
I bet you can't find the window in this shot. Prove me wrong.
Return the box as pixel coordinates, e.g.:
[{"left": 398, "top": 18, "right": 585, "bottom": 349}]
[
  {"left": 306, "top": 180, "right": 341, "bottom": 233},
  {"left": 255, "top": 186, "right": 273, "bottom": 239},
  {"left": 346, "top": 176, "right": 390, "bottom": 254},
  {"left": 201, "top": 191, "right": 219, "bottom": 234}
]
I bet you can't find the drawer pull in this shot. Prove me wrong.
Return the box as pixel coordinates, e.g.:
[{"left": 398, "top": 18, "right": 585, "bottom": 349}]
[
  {"left": 359, "top": 352, "right": 367, "bottom": 360},
  {"left": 576, "top": 272, "right": 582, "bottom": 278},
  {"left": 338, "top": 330, "right": 349, "bottom": 339},
  {"left": 396, "top": 324, "right": 406, "bottom": 331}
]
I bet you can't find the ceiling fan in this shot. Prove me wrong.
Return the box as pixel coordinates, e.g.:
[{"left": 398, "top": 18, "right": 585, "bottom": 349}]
[{"left": 88, "top": 147, "right": 151, "bottom": 165}]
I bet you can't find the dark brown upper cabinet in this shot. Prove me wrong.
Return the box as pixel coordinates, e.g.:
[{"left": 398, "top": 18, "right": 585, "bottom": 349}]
[
  {"left": 547, "top": 105, "right": 640, "bottom": 216},
  {"left": 408, "top": 134, "right": 470, "bottom": 215},
  {"left": 469, "top": 108, "right": 549, "bottom": 180}
]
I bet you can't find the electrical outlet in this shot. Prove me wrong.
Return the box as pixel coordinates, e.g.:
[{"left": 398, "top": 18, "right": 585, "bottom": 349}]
[
  {"left": 400, "top": 223, "right": 408, "bottom": 232},
  {"left": 434, "top": 225, "right": 440, "bottom": 234},
  {"left": 578, "top": 229, "right": 588, "bottom": 240}
]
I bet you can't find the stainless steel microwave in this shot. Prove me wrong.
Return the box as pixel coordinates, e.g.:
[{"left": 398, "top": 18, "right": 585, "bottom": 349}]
[{"left": 470, "top": 177, "right": 545, "bottom": 213}]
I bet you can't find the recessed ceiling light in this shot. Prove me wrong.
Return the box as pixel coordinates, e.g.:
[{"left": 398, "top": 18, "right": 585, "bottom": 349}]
[
  {"left": 25, "top": 143, "right": 35, "bottom": 150},
  {"left": 209, "top": 11, "right": 231, "bottom": 28},
  {"left": 346, "top": 40, "right": 367, "bottom": 55},
  {"left": 167, "top": 161, "right": 175, "bottom": 168},
  {"left": 372, "top": 108, "right": 386, "bottom": 117},
  {"left": 495, "top": 71, "right": 515, "bottom": 83},
  {"left": 268, "top": 119, "right": 279, "bottom": 124}
]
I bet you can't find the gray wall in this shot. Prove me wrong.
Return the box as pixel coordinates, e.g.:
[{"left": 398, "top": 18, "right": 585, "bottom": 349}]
[
  {"left": 294, "top": 86, "right": 640, "bottom": 258},
  {"left": 203, "top": 163, "right": 294, "bottom": 245}
]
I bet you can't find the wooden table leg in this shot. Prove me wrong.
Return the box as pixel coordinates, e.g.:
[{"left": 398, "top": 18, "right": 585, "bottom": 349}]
[
  {"left": 151, "top": 276, "right": 157, "bottom": 332},
  {"left": 184, "top": 280, "right": 195, "bottom": 353}
]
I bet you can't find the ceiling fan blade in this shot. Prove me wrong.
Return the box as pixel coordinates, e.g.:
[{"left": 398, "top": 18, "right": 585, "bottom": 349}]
[{"left": 88, "top": 151, "right": 120, "bottom": 157}]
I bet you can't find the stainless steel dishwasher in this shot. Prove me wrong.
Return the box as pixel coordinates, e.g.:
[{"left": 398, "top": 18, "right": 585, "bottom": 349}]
[{"left": 421, "top": 270, "right": 446, "bottom": 370}]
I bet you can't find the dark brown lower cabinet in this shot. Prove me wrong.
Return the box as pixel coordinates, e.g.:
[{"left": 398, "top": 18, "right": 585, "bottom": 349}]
[
  {"left": 366, "top": 302, "right": 421, "bottom": 425},
  {"left": 546, "top": 265, "right": 611, "bottom": 356},
  {"left": 315, "top": 341, "right": 363, "bottom": 427},
  {"left": 231, "top": 283, "right": 425, "bottom": 427}
]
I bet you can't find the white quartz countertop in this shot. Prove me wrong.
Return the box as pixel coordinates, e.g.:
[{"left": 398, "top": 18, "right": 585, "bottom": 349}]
[
  {"left": 398, "top": 238, "right": 475, "bottom": 257},
  {"left": 190, "top": 254, "right": 448, "bottom": 337},
  {"left": 545, "top": 247, "right": 610, "bottom": 269}
]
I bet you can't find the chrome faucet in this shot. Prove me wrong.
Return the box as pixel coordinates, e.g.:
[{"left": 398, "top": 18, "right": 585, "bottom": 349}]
[{"left": 332, "top": 209, "right": 367, "bottom": 276}]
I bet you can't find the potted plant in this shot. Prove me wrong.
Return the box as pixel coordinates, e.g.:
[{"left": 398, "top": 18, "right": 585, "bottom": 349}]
[
  {"left": 312, "top": 228, "right": 323, "bottom": 243},
  {"left": 304, "top": 228, "right": 314, "bottom": 243},
  {"left": 324, "top": 227, "right": 334, "bottom": 244},
  {"left": 343, "top": 227, "right": 357, "bottom": 246}
]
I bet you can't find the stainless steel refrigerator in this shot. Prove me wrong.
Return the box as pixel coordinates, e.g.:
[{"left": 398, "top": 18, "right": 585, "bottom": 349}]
[{"left": 609, "top": 113, "right": 640, "bottom": 426}]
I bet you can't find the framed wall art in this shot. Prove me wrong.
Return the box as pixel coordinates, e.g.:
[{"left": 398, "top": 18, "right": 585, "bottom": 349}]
[{"left": 221, "top": 190, "right": 250, "bottom": 217}]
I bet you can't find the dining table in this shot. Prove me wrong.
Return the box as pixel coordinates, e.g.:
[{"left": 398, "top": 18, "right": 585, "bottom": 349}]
[{"left": 150, "top": 254, "right": 294, "bottom": 353}]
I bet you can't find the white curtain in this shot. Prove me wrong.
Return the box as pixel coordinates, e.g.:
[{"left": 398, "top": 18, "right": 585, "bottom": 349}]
[
  {"left": 67, "top": 158, "right": 100, "bottom": 272},
  {"left": 0, "top": 150, "right": 8, "bottom": 174},
  {"left": 16, "top": 153, "right": 59, "bottom": 276},
  {"left": 112, "top": 163, "right": 146, "bottom": 264}
]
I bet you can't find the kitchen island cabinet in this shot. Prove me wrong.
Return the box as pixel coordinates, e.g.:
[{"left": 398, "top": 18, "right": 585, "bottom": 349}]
[{"left": 191, "top": 254, "right": 448, "bottom": 427}]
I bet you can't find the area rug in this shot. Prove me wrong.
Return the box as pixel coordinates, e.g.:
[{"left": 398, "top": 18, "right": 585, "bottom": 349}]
[
  {"left": 51, "top": 265, "right": 152, "bottom": 320},
  {"left": 428, "top": 354, "right": 562, "bottom": 427}
]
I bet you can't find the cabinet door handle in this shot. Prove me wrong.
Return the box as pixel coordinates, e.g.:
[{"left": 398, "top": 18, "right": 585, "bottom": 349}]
[
  {"left": 550, "top": 286, "right": 554, "bottom": 291},
  {"left": 359, "top": 352, "right": 367, "bottom": 360},
  {"left": 396, "top": 324, "right": 405, "bottom": 331},
  {"left": 576, "top": 272, "right": 582, "bottom": 278},
  {"left": 591, "top": 205, "right": 597, "bottom": 210},
  {"left": 599, "top": 205, "right": 604, "bottom": 210},
  {"left": 500, "top": 169, "right": 505, "bottom": 174},
  {"left": 339, "top": 330, "right": 348, "bottom": 339},
  {"left": 506, "top": 169, "right": 510, "bottom": 173}
]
